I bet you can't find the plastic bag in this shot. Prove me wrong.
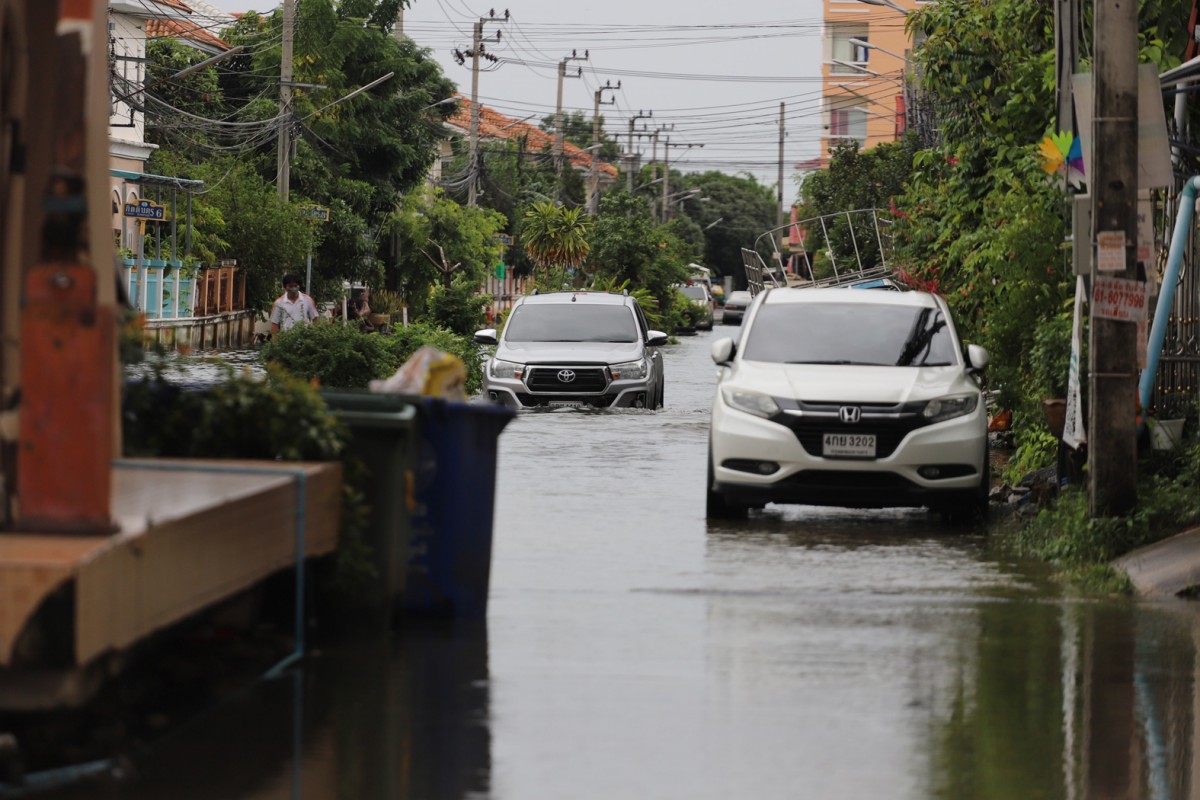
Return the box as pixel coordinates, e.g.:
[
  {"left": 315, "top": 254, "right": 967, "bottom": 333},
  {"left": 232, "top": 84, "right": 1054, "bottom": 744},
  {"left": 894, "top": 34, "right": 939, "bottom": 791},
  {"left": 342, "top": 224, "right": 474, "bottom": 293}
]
[{"left": 369, "top": 345, "right": 467, "bottom": 401}]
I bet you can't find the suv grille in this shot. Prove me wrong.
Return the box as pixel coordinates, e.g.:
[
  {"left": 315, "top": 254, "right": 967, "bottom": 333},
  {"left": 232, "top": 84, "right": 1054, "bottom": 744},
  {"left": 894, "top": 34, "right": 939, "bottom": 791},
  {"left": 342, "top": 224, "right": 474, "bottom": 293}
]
[
  {"left": 526, "top": 365, "right": 609, "bottom": 393},
  {"left": 777, "top": 400, "right": 930, "bottom": 459}
]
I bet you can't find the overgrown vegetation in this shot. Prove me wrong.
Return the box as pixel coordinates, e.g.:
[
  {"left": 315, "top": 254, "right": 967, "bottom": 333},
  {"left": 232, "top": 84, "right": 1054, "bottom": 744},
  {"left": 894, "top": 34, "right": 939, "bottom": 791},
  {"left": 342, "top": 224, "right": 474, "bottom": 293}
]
[
  {"left": 1002, "top": 438, "right": 1200, "bottom": 592},
  {"left": 260, "top": 321, "right": 485, "bottom": 395}
]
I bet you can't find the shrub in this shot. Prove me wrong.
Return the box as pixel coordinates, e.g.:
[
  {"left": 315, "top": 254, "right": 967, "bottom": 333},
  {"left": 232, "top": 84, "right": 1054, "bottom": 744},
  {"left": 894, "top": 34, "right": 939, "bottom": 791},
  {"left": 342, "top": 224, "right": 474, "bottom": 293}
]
[
  {"left": 383, "top": 322, "right": 486, "bottom": 396},
  {"left": 425, "top": 278, "right": 490, "bottom": 336},
  {"left": 262, "top": 321, "right": 398, "bottom": 389}
]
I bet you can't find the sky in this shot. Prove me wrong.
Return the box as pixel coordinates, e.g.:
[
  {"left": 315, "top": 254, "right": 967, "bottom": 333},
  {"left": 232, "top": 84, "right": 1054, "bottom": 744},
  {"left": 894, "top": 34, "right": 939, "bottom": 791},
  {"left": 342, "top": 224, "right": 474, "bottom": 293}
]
[{"left": 200, "top": 0, "right": 832, "bottom": 200}]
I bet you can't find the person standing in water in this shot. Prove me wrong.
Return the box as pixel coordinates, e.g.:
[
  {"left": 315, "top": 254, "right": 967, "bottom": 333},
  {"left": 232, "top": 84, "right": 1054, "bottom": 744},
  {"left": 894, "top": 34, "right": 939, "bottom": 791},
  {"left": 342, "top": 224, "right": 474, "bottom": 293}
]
[{"left": 269, "top": 273, "right": 319, "bottom": 334}]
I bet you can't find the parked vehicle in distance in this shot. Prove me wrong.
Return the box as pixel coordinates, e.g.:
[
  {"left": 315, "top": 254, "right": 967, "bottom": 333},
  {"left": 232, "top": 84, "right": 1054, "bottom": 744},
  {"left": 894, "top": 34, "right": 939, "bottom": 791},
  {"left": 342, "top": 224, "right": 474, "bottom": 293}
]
[
  {"left": 678, "top": 283, "right": 715, "bottom": 331},
  {"left": 474, "top": 291, "right": 668, "bottom": 409},
  {"left": 706, "top": 287, "right": 990, "bottom": 519},
  {"left": 720, "top": 290, "right": 753, "bottom": 325}
]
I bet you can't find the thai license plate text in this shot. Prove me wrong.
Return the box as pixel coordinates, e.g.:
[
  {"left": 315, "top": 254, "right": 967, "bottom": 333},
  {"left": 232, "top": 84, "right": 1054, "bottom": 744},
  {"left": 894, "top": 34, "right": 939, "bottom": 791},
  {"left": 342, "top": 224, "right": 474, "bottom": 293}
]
[{"left": 823, "top": 432, "right": 876, "bottom": 457}]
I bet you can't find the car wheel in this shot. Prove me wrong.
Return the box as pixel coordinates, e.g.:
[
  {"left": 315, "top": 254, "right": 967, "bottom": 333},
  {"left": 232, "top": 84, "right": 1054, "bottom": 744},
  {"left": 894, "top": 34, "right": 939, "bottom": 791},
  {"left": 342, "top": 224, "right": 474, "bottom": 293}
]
[
  {"left": 935, "top": 445, "right": 991, "bottom": 523},
  {"left": 706, "top": 442, "right": 748, "bottom": 519}
]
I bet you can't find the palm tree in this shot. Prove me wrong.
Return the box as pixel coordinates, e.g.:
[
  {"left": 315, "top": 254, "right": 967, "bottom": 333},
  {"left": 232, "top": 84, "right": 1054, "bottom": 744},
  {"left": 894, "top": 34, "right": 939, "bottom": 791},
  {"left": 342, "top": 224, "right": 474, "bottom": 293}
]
[{"left": 521, "top": 202, "right": 592, "bottom": 288}]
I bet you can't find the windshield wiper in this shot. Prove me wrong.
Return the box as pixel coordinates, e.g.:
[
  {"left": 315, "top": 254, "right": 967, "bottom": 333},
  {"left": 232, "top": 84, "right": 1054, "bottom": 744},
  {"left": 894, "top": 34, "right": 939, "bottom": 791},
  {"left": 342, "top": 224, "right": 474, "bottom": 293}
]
[
  {"left": 895, "top": 309, "right": 946, "bottom": 366},
  {"left": 784, "top": 359, "right": 882, "bottom": 365}
]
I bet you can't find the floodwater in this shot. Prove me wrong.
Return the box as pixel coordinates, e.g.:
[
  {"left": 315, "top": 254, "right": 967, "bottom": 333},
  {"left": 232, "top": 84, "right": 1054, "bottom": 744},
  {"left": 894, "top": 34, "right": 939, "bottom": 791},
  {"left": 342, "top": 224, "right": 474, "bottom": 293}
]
[{"left": 28, "top": 330, "right": 1200, "bottom": 799}]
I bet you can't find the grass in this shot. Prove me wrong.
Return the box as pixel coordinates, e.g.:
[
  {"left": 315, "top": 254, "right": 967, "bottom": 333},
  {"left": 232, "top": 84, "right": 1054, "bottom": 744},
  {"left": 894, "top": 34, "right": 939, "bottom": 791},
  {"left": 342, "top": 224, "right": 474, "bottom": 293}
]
[{"left": 994, "top": 434, "right": 1200, "bottom": 594}]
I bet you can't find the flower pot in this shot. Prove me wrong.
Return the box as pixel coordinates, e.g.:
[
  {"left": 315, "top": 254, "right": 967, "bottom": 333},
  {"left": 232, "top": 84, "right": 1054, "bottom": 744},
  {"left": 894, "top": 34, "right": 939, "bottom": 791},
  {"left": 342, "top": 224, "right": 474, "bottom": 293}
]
[
  {"left": 368, "top": 313, "right": 390, "bottom": 327},
  {"left": 1149, "top": 418, "right": 1185, "bottom": 451},
  {"left": 1041, "top": 398, "right": 1066, "bottom": 441}
]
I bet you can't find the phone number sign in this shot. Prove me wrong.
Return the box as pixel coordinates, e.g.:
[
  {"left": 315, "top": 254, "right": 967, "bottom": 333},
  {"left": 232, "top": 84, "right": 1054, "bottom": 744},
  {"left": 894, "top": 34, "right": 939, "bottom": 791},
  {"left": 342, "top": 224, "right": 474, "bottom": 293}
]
[{"left": 1091, "top": 275, "right": 1146, "bottom": 322}]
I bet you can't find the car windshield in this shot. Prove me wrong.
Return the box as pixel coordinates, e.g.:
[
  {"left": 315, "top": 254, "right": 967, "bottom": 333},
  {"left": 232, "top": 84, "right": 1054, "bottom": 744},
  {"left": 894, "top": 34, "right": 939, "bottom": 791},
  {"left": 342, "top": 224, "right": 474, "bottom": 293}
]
[
  {"left": 740, "top": 302, "right": 958, "bottom": 366},
  {"left": 681, "top": 285, "right": 708, "bottom": 301},
  {"left": 504, "top": 304, "right": 639, "bottom": 343}
]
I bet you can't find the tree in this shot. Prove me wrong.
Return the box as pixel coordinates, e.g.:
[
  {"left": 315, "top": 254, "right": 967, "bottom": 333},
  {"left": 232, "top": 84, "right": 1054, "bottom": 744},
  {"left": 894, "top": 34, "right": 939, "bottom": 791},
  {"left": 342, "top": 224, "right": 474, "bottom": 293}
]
[
  {"left": 386, "top": 188, "right": 506, "bottom": 317},
  {"left": 521, "top": 202, "right": 592, "bottom": 287},
  {"left": 589, "top": 192, "right": 693, "bottom": 309}
]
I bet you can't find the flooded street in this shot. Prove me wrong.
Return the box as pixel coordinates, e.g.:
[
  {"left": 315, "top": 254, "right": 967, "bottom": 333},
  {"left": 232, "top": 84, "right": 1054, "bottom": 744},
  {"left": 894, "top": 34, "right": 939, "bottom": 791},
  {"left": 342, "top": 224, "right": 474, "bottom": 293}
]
[{"left": 37, "top": 332, "right": 1200, "bottom": 799}]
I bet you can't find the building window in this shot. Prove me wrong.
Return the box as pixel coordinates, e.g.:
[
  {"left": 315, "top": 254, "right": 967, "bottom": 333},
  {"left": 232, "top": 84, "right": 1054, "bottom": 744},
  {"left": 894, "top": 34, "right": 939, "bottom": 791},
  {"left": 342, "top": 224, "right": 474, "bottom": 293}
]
[
  {"left": 831, "top": 25, "right": 870, "bottom": 74},
  {"left": 830, "top": 108, "right": 868, "bottom": 143}
]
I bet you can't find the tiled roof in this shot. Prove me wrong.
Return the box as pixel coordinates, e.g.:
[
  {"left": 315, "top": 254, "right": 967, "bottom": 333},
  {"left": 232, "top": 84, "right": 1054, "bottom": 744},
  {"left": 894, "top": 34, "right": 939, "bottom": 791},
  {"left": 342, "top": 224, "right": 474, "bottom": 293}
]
[
  {"left": 448, "top": 97, "right": 619, "bottom": 179},
  {"left": 146, "top": 17, "right": 231, "bottom": 51}
]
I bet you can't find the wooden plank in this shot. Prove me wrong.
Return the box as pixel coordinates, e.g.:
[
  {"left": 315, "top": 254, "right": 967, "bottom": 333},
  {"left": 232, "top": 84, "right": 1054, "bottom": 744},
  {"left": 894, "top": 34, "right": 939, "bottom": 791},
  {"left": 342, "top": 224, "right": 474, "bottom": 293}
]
[{"left": 0, "top": 459, "right": 342, "bottom": 669}]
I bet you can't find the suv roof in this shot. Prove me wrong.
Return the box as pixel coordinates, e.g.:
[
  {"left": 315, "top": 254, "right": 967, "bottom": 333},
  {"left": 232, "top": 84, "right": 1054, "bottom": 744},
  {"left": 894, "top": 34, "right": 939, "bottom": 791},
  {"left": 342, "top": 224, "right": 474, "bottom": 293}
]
[
  {"left": 766, "top": 286, "right": 939, "bottom": 309},
  {"left": 516, "top": 291, "right": 631, "bottom": 306}
]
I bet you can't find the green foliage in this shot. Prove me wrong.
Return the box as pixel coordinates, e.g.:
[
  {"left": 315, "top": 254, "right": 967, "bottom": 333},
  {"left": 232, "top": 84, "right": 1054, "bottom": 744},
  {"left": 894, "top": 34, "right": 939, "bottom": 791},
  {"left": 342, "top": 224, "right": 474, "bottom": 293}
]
[
  {"left": 673, "top": 171, "right": 778, "bottom": 287},
  {"left": 388, "top": 188, "right": 507, "bottom": 314},
  {"left": 425, "top": 277, "right": 491, "bottom": 336},
  {"left": 589, "top": 276, "right": 665, "bottom": 329},
  {"left": 521, "top": 201, "right": 593, "bottom": 284},
  {"left": 383, "top": 322, "right": 486, "bottom": 396},
  {"left": 123, "top": 364, "right": 348, "bottom": 461},
  {"left": 262, "top": 321, "right": 399, "bottom": 389},
  {"left": 1009, "top": 439, "right": 1200, "bottom": 588},
  {"left": 588, "top": 192, "right": 693, "bottom": 314}
]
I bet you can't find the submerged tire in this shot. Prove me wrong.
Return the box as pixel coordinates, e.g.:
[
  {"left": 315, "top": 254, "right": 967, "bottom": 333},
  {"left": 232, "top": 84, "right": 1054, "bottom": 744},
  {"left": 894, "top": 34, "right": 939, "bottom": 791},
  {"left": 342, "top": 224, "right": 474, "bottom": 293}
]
[{"left": 706, "top": 443, "right": 748, "bottom": 519}]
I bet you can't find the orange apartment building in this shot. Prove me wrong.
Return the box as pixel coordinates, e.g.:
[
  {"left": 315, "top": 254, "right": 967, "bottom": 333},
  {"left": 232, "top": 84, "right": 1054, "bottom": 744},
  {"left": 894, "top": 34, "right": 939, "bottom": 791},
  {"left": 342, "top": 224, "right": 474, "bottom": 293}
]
[{"left": 818, "top": 0, "right": 920, "bottom": 166}]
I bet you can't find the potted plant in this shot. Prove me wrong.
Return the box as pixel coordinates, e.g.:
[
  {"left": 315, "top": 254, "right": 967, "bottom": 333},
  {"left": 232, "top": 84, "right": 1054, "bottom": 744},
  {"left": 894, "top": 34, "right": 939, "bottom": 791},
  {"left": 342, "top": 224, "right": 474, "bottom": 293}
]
[{"left": 369, "top": 289, "right": 405, "bottom": 324}]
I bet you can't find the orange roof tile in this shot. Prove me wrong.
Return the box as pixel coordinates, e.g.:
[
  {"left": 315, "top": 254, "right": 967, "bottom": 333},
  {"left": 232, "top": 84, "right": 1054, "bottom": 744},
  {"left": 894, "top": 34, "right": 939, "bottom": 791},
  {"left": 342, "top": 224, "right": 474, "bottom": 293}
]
[
  {"left": 449, "top": 97, "right": 618, "bottom": 179},
  {"left": 146, "top": 17, "right": 231, "bottom": 51}
]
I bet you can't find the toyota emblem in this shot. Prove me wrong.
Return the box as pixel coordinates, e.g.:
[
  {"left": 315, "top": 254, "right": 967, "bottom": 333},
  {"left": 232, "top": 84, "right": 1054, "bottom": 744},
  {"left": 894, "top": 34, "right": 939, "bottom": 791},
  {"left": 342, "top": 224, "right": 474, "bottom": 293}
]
[
  {"left": 839, "top": 406, "right": 862, "bottom": 423},
  {"left": 557, "top": 369, "right": 577, "bottom": 383}
]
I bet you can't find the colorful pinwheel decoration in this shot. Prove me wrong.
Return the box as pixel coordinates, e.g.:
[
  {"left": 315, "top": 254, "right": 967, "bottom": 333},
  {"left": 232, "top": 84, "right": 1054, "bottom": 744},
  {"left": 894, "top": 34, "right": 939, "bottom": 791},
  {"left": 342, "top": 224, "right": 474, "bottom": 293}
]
[{"left": 1039, "top": 131, "right": 1085, "bottom": 188}]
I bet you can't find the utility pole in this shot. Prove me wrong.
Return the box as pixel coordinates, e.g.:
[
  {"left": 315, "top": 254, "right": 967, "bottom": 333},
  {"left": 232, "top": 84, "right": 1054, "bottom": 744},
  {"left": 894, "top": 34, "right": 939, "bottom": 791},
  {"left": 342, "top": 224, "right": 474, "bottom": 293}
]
[
  {"left": 555, "top": 50, "right": 587, "bottom": 175},
  {"left": 662, "top": 139, "right": 703, "bottom": 223},
  {"left": 647, "top": 124, "right": 672, "bottom": 219},
  {"left": 588, "top": 80, "right": 620, "bottom": 215},
  {"left": 777, "top": 101, "right": 787, "bottom": 230},
  {"left": 1088, "top": 0, "right": 1139, "bottom": 516},
  {"left": 276, "top": 0, "right": 294, "bottom": 200},
  {"left": 459, "top": 10, "right": 508, "bottom": 207},
  {"left": 627, "top": 110, "right": 652, "bottom": 191}
]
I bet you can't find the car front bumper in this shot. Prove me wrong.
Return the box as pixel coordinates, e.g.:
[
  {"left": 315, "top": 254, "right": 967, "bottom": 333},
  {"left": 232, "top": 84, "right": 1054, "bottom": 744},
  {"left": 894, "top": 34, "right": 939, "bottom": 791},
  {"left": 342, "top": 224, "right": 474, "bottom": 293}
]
[
  {"left": 482, "top": 374, "right": 655, "bottom": 409},
  {"left": 710, "top": 398, "right": 987, "bottom": 509}
]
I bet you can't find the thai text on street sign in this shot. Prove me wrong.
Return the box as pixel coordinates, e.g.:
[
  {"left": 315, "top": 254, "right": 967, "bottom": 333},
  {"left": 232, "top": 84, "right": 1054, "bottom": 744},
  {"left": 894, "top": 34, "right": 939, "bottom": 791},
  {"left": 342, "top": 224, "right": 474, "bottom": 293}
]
[
  {"left": 494, "top": 233, "right": 514, "bottom": 246},
  {"left": 301, "top": 205, "right": 330, "bottom": 223},
  {"left": 124, "top": 199, "right": 167, "bottom": 221},
  {"left": 1096, "top": 230, "right": 1126, "bottom": 272}
]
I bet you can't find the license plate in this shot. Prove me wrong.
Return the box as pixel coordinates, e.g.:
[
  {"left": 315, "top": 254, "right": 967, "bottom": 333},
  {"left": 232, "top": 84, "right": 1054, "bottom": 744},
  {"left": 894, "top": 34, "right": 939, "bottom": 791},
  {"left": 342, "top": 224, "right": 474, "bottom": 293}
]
[
  {"left": 549, "top": 400, "right": 584, "bottom": 408},
  {"left": 822, "top": 432, "right": 876, "bottom": 457}
]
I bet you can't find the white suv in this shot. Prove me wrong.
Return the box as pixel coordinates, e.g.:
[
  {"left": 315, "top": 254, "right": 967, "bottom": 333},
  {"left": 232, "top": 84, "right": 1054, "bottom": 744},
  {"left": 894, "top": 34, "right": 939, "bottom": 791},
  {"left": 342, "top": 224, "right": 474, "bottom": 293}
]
[{"left": 707, "top": 287, "right": 990, "bottom": 518}]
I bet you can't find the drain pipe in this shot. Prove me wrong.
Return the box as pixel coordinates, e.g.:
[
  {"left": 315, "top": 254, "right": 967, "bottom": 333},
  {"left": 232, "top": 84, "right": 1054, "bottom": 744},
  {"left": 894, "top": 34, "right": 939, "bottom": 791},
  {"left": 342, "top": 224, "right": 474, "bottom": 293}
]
[{"left": 1138, "top": 175, "right": 1200, "bottom": 413}]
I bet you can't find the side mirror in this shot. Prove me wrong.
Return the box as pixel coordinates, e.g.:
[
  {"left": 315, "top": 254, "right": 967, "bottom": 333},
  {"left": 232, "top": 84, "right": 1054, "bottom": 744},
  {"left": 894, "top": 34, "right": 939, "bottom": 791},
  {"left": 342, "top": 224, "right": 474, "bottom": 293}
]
[
  {"left": 473, "top": 329, "right": 498, "bottom": 345},
  {"left": 646, "top": 330, "right": 669, "bottom": 347},
  {"left": 711, "top": 337, "right": 736, "bottom": 365},
  {"left": 966, "top": 343, "right": 989, "bottom": 371}
]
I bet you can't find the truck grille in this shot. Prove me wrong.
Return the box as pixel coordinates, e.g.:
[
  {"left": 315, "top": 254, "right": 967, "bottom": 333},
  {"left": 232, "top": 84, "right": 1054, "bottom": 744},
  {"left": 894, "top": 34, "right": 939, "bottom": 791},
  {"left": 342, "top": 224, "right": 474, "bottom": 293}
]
[{"left": 526, "top": 365, "right": 609, "bottom": 393}]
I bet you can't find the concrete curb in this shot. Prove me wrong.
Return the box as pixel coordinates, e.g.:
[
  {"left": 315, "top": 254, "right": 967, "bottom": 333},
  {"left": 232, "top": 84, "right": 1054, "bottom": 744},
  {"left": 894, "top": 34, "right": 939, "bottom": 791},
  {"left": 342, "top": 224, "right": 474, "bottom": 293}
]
[{"left": 1112, "top": 526, "right": 1200, "bottom": 597}]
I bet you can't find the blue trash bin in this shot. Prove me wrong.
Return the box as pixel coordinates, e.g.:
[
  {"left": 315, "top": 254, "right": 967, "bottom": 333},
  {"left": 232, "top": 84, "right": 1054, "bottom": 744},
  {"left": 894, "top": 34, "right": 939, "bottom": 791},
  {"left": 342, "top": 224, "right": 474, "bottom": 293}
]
[{"left": 403, "top": 398, "right": 515, "bottom": 618}]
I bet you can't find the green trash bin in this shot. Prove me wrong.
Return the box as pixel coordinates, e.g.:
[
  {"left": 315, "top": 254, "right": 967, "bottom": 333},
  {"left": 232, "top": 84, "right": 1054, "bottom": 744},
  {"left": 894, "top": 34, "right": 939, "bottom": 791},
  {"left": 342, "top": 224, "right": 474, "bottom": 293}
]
[{"left": 320, "top": 389, "right": 421, "bottom": 623}]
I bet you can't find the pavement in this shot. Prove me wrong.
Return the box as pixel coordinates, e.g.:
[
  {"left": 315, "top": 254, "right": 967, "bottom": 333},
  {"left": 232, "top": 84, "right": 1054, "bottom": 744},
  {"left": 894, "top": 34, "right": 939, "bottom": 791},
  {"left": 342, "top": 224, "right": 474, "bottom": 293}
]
[{"left": 1112, "top": 526, "right": 1200, "bottom": 597}]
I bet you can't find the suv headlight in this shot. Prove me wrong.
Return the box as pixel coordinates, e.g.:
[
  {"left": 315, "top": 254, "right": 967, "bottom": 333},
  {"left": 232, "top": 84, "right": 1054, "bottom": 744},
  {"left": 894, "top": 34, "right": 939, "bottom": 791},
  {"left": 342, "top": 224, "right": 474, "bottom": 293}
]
[
  {"left": 922, "top": 393, "right": 979, "bottom": 423},
  {"left": 611, "top": 359, "right": 648, "bottom": 380},
  {"left": 722, "top": 388, "right": 780, "bottom": 418},
  {"left": 490, "top": 359, "right": 524, "bottom": 379}
]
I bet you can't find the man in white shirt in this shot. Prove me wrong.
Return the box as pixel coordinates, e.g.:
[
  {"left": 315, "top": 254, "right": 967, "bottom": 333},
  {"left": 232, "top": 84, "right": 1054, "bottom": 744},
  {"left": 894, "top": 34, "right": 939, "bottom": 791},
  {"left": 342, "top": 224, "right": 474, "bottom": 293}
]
[{"left": 269, "top": 273, "right": 319, "bottom": 334}]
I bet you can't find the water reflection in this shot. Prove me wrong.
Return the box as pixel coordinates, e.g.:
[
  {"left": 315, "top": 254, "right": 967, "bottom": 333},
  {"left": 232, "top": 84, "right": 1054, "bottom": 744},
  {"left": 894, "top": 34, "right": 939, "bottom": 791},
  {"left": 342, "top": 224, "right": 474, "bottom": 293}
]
[
  {"left": 124, "top": 348, "right": 265, "bottom": 387},
  {"left": 39, "top": 624, "right": 490, "bottom": 800}
]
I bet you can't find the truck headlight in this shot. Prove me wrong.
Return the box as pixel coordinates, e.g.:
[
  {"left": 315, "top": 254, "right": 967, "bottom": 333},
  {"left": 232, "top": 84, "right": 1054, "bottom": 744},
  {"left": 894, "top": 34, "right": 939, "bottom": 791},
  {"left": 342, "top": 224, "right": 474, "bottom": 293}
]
[
  {"left": 722, "top": 388, "right": 780, "bottom": 418},
  {"left": 611, "top": 359, "right": 648, "bottom": 380},
  {"left": 490, "top": 359, "right": 524, "bottom": 379},
  {"left": 922, "top": 393, "right": 978, "bottom": 423}
]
